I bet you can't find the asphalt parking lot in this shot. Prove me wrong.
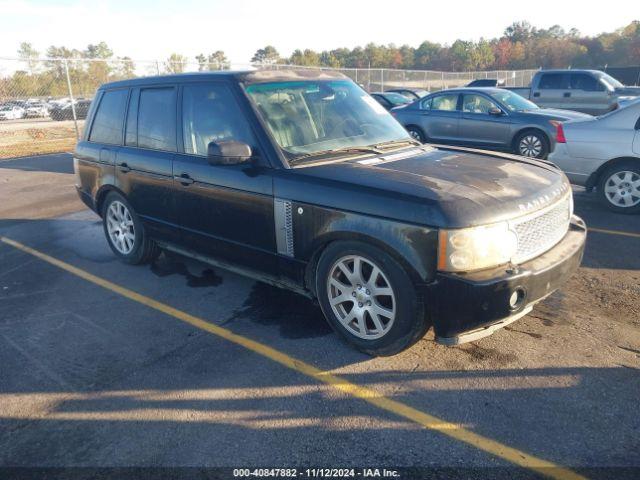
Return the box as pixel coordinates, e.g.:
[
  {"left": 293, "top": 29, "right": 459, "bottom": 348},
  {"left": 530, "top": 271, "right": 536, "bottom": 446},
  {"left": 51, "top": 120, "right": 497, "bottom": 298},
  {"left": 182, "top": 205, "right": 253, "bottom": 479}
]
[{"left": 0, "top": 153, "right": 639, "bottom": 479}]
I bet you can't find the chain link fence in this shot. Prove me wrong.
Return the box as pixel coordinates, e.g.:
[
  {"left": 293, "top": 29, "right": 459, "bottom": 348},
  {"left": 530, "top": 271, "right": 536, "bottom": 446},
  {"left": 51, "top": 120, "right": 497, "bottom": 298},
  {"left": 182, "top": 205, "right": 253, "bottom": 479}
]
[{"left": 0, "top": 56, "right": 537, "bottom": 159}]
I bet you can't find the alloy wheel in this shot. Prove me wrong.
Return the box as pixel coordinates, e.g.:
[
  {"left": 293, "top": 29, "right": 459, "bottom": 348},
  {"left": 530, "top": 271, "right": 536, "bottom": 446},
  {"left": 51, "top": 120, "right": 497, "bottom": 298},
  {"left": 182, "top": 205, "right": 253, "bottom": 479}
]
[
  {"left": 106, "top": 200, "right": 136, "bottom": 254},
  {"left": 326, "top": 255, "right": 396, "bottom": 340}
]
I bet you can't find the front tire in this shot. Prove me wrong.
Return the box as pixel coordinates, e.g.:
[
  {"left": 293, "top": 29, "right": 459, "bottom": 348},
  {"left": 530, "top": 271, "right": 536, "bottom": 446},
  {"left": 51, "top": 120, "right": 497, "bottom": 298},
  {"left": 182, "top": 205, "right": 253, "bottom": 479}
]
[
  {"left": 315, "top": 241, "right": 429, "bottom": 356},
  {"left": 598, "top": 162, "right": 640, "bottom": 213},
  {"left": 514, "top": 130, "right": 549, "bottom": 159},
  {"left": 102, "top": 191, "right": 159, "bottom": 264}
]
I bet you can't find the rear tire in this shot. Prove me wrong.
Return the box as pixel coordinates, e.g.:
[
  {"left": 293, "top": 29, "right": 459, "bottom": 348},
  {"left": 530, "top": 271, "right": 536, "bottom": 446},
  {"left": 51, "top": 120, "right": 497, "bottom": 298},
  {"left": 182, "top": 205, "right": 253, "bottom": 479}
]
[
  {"left": 315, "top": 241, "right": 429, "bottom": 356},
  {"left": 514, "top": 130, "right": 549, "bottom": 159},
  {"left": 102, "top": 191, "right": 160, "bottom": 264},
  {"left": 406, "top": 125, "right": 426, "bottom": 143},
  {"left": 597, "top": 161, "right": 640, "bottom": 214}
]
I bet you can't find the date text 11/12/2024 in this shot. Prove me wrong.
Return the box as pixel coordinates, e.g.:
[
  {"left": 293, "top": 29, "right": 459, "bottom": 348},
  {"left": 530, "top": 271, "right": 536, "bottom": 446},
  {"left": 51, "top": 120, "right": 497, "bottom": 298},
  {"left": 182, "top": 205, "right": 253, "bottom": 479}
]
[{"left": 232, "top": 468, "right": 400, "bottom": 477}]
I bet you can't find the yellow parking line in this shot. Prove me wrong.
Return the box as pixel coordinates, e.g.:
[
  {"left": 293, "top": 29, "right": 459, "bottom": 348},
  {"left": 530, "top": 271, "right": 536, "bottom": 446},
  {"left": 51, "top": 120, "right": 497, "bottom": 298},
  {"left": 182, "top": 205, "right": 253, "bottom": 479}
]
[
  {"left": 0, "top": 235, "right": 587, "bottom": 480},
  {"left": 588, "top": 227, "right": 640, "bottom": 239}
]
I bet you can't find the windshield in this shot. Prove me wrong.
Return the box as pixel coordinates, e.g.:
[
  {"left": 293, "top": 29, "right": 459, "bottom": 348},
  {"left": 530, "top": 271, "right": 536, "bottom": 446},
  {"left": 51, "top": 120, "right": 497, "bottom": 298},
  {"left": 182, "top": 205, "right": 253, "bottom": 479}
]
[
  {"left": 244, "top": 80, "right": 412, "bottom": 160},
  {"left": 489, "top": 90, "right": 539, "bottom": 112},
  {"left": 599, "top": 72, "right": 624, "bottom": 89}
]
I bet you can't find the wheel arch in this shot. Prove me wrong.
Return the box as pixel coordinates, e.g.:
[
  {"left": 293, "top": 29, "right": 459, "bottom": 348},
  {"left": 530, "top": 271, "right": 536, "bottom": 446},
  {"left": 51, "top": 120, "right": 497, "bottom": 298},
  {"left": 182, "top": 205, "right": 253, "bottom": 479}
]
[
  {"left": 302, "top": 229, "right": 437, "bottom": 298},
  {"left": 512, "top": 126, "right": 550, "bottom": 153},
  {"left": 585, "top": 156, "right": 640, "bottom": 191},
  {"left": 95, "top": 184, "right": 128, "bottom": 217}
]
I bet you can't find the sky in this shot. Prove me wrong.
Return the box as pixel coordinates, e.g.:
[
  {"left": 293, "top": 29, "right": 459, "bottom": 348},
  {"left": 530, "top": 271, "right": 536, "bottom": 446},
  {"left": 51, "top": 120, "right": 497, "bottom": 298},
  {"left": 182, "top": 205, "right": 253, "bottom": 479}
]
[{"left": 0, "top": 0, "right": 636, "bottom": 65}]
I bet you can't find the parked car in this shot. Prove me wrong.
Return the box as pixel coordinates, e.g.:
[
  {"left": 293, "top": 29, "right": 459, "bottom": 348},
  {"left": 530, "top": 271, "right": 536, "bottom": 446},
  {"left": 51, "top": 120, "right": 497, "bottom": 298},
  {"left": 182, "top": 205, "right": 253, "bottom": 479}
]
[
  {"left": 385, "top": 88, "right": 429, "bottom": 100},
  {"left": 74, "top": 70, "right": 586, "bottom": 355},
  {"left": 24, "top": 103, "right": 50, "bottom": 118},
  {"left": 391, "top": 87, "right": 590, "bottom": 159},
  {"left": 549, "top": 99, "right": 640, "bottom": 213},
  {"left": 506, "top": 69, "right": 640, "bottom": 115},
  {"left": 467, "top": 79, "right": 505, "bottom": 87},
  {"left": 50, "top": 100, "right": 91, "bottom": 120},
  {"left": 370, "top": 92, "right": 413, "bottom": 110},
  {"left": 0, "top": 105, "right": 25, "bottom": 120}
]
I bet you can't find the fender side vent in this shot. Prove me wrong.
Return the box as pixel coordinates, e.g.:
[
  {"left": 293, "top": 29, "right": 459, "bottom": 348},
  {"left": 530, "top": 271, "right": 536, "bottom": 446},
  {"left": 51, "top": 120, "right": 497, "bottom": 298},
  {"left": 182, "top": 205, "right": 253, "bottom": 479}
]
[{"left": 274, "top": 198, "right": 294, "bottom": 257}]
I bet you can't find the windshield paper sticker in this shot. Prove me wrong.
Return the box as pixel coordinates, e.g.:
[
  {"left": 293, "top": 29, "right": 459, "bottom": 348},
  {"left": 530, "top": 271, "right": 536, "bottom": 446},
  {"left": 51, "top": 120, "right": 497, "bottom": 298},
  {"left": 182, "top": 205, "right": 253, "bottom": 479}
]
[{"left": 362, "top": 95, "right": 388, "bottom": 115}]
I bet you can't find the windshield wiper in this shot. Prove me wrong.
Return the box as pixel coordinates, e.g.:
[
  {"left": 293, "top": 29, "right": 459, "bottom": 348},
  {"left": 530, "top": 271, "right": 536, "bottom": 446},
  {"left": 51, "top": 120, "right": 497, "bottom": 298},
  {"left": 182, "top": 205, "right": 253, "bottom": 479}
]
[
  {"left": 288, "top": 146, "right": 383, "bottom": 164},
  {"left": 372, "top": 138, "right": 421, "bottom": 149}
]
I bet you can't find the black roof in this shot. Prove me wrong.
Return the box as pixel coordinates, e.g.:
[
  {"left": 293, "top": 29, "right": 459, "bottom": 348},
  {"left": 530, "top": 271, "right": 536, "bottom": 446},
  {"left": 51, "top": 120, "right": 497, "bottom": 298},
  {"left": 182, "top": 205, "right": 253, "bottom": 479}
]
[{"left": 99, "top": 69, "right": 348, "bottom": 90}]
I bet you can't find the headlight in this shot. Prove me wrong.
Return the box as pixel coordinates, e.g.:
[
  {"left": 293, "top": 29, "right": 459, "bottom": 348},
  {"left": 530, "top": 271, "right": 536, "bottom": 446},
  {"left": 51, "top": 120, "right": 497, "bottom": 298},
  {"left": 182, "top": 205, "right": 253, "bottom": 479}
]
[{"left": 438, "top": 222, "right": 518, "bottom": 272}]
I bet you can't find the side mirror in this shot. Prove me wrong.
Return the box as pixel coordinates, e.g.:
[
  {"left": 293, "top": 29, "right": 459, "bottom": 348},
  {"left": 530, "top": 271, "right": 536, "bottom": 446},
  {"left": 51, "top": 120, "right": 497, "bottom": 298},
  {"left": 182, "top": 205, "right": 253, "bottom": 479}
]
[
  {"left": 488, "top": 107, "right": 504, "bottom": 116},
  {"left": 207, "top": 141, "right": 252, "bottom": 166}
]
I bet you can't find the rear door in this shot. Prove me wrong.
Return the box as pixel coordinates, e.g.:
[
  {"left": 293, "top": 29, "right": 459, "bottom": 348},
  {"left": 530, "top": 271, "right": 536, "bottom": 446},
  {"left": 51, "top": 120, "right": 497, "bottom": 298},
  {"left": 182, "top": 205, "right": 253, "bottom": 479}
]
[
  {"left": 171, "top": 81, "right": 276, "bottom": 273},
  {"left": 568, "top": 73, "right": 609, "bottom": 114},
  {"left": 458, "top": 93, "right": 511, "bottom": 147},
  {"left": 75, "top": 88, "right": 128, "bottom": 203},
  {"left": 533, "top": 73, "right": 570, "bottom": 110},
  {"left": 117, "top": 85, "right": 179, "bottom": 242},
  {"left": 417, "top": 93, "right": 460, "bottom": 141}
]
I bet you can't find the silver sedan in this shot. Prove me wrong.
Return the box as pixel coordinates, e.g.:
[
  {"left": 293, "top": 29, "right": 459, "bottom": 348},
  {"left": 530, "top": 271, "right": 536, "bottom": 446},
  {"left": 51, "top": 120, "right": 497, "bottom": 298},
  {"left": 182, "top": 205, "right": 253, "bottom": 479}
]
[{"left": 549, "top": 100, "right": 640, "bottom": 213}]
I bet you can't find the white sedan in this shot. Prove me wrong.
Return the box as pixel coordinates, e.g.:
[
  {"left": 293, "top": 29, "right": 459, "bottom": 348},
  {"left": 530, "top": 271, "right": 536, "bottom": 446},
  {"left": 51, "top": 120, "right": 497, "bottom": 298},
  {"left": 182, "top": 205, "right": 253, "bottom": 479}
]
[
  {"left": 549, "top": 100, "right": 640, "bottom": 213},
  {"left": 0, "top": 105, "right": 25, "bottom": 121},
  {"left": 25, "top": 103, "right": 50, "bottom": 118}
]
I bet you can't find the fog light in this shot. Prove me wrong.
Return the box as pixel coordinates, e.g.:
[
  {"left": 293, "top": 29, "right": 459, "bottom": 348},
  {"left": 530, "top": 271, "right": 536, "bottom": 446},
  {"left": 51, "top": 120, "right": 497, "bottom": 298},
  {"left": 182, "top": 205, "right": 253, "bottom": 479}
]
[{"left": 509, "top": 288, "right": 526, "bottom": 310}]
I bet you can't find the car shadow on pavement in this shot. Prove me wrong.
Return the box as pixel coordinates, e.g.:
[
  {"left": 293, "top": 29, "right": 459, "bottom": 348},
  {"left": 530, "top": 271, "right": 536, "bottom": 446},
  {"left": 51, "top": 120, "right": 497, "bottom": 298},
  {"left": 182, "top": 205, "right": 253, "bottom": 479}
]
[
  {"left": 0, "top": 153, "right": 73, "bottom": 174},
  {"left": 0, "top": 366, "right": 638, "bottom": 474},
  {"left": 1, "top": 217, "right": 639, "bottom": 473}
]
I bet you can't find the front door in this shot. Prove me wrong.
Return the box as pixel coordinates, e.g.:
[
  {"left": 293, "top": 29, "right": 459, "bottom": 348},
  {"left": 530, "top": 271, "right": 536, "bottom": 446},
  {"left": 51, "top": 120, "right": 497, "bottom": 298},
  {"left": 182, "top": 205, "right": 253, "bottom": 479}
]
[
  {"left": 171, "top": 82, "right": 276, "bottom": 273},
  {"left": 458, "top": 93, "right": 511, "bottom": 147},
  {"left": 568, "top": 73, "right": 610, "bottom": 115}
]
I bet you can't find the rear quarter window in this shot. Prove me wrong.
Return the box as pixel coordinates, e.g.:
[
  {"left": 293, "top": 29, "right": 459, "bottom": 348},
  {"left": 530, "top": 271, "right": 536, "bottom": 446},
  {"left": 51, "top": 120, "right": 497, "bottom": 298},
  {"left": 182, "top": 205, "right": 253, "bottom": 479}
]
[{"left": 89, "top": 89, "right": 128, "bottom": 145}]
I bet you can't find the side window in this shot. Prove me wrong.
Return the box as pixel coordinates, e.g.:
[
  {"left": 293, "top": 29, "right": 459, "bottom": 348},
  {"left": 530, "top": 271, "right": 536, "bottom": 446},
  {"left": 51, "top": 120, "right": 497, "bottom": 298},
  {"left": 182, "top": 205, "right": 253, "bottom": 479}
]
[
  {"left": 538, "top": 74, "right": 569, "bottom": 90},
  {"left": 431, "top": 94, "right": 458, "bottom": 111},
  {"left": 570, "top": 74, "right": 605, "bottom": 92},
  {"left": 125, "top": 89, "right": 139, "bottom": 146},
  {"left": 462, "top": 94, "right": 498, "bottom": 114},
  {"left": 88, "top": 89, "right": 128, "bottom": 145},
  {"left": 420, "top": 97, "right": 433, "bottom": 110},
  {"left": 182, "top": 83, "right": 256, "bottom": 156},
  {"left": 137, "top": 88, "right": 176, "bottom": 152}
]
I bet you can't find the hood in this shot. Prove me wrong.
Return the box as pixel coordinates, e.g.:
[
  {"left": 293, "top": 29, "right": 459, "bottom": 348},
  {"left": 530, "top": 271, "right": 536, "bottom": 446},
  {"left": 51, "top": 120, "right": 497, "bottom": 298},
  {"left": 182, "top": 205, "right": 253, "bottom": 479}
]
[
  {"left": 615, "top": 86, "right": 640, "bottom": 96},
  {"left": 525, "top": 108, "right": 592, "bottom": 120},
  {"left": 291, "top": 146, "right": 570, "bottom": 228}
]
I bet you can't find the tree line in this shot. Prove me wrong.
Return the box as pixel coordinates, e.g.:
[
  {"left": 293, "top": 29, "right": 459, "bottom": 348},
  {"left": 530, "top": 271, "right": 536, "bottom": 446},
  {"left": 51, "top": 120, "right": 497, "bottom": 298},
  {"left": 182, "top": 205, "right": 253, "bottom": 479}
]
[
  {"left": 2, "top": 20, "right": 638, "bottom": 99},
  {"left": 256, "top": 21, "right": 640, "bottom": 70}
]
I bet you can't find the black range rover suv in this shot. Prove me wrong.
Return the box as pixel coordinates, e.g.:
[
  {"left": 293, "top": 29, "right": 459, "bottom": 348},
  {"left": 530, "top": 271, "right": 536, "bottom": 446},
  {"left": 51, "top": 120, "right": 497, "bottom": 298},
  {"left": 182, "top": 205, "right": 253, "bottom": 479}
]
[{"left": 74, "top": 70, "right": 586, "bottom": 355}]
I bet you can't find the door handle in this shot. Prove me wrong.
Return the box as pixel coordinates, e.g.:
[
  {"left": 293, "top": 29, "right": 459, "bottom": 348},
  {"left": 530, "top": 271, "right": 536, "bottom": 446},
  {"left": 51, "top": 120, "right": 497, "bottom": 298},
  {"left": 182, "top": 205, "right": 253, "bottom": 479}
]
[
  {"left": 533, "top": 92, "right": 540, "bottom": 98},
  {"left": 118, "top": 162, "right": 131, "bottom": 173},
  {"left": 564, "top": 92, "right": 571, "bottom": 98},
  {"left": 175, "top": 173, "right": 194, "bottom": 186}
]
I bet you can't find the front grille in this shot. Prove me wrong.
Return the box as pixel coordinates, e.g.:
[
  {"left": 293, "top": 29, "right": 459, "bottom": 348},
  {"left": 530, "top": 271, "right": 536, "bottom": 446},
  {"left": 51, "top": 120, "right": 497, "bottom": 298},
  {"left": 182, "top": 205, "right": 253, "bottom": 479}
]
[{"left": 511, "top": 196, "right": 571, "bottom": 263}]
